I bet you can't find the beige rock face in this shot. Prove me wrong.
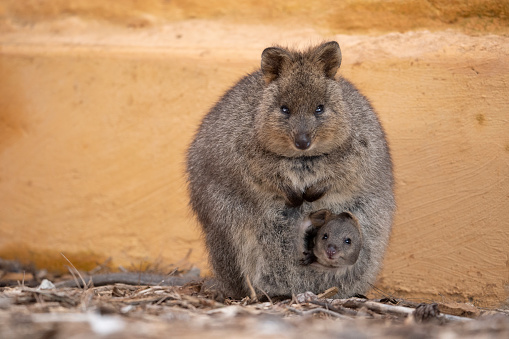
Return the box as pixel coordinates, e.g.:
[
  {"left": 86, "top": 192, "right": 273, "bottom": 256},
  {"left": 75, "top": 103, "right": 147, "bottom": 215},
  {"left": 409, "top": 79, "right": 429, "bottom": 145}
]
[
  {"left": 1, "top": 0, "right": 508, "bottom": 34},
  {"left": 0, "top": 1, "right": 508, "bottom": 307}
]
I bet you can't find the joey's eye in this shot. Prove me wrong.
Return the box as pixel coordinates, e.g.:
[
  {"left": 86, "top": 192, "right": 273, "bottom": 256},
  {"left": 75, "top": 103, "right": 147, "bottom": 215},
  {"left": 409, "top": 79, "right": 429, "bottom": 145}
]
[
  {"left": 315, "top": 105, "right": 324, "bottom": 115},
  {"left": 344, "top": 238, "right": 351, "bottom": 245},
  {"left": 280, "top": 106, "right": 290, "bottom": 115},
  {"left": 322, "top": 233, "right": 328, "bottom": 240}
]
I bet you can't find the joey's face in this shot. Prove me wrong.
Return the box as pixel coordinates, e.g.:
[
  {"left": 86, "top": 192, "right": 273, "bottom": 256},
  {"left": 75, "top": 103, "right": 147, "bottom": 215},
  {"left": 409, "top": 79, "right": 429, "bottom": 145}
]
[
  {"left": 256, "top": 70, "right": 351, "bottom": 158},
  {"left": 313, "top": 218, "right": 362, "bottom": 268}
]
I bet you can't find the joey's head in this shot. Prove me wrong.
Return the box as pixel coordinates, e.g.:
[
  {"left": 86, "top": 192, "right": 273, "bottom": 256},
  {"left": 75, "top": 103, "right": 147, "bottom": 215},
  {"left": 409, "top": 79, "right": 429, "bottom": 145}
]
[
  {"left": 309, "top": 210, "right": 362, "bottom": 268},
  {"left": 255, "top": 41, "right": 352, "bottom": 158}
]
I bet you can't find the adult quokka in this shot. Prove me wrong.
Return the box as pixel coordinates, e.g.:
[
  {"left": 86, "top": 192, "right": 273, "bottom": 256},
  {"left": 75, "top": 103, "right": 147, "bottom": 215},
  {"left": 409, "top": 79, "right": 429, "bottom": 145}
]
[{"left": 187, "top": 41, "right": 395, "bottom": 299}]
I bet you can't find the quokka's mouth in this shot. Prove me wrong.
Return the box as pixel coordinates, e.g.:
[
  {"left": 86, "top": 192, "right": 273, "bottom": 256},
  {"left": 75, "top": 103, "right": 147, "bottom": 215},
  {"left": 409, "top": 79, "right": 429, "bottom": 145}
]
[{"left": 317, "top": 258, "right": 343, "bottom": 268}]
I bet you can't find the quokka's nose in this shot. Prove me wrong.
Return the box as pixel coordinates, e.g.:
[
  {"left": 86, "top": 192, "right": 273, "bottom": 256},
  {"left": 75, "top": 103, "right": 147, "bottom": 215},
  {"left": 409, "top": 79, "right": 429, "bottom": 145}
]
[
  {"left": 294, "top": 133, "right": 311, "bottom": 150},
  {"left": 326, "top": 245, "right": 337, "bottom": 259}
]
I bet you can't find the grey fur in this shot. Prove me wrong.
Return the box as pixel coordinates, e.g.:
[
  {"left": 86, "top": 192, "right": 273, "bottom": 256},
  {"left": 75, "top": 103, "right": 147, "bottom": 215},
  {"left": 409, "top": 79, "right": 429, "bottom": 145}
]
[{"left": 186, "top": 41, "right": 395, "bottom": 299}]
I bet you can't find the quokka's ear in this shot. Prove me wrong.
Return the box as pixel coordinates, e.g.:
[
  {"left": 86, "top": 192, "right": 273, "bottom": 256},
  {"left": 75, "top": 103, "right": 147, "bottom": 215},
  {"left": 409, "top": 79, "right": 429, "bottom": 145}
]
[
  {"left": 261, "top": 47, "right": 292, "bottom": 84},
  {"left": 312, "top": 41, "right": 342, "bottom": 79},
  {"left": 338, "top": 211, "right": 354, "bottom": 220},
  {"left": 338, "top": 211, "right": 362, "bottom": 233},
  {"left": 308, "top": 209, "right": 331, "bottom": 227}
]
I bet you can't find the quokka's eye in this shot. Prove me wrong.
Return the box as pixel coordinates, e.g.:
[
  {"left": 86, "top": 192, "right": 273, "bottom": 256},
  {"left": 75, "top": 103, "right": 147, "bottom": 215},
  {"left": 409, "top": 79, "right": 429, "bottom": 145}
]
[
  {"left": 322, "top": 233, "right": 328, "bottom": 240},
  {"left": 280, "top": 106, "right": 290, "bottom": 115},
  {"left": 344, "top": 238, "right": 351, "bottom": 245},
  {"left": 315, "top": 105, "right": 324, "bottom": 115}
]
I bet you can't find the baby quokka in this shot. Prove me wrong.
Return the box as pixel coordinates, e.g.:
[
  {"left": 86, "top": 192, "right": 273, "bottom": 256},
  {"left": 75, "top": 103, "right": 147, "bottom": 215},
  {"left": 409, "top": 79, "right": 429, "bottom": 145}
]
[{"left": 300, "top": 210, "right": 362, "bottom": 268}]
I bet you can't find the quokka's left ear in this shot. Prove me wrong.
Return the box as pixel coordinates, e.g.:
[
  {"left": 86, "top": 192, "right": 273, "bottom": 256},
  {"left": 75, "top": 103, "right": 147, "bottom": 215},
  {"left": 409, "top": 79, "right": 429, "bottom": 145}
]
[{"left": 311, "top": 41, "right": 342, "bottom": 79}]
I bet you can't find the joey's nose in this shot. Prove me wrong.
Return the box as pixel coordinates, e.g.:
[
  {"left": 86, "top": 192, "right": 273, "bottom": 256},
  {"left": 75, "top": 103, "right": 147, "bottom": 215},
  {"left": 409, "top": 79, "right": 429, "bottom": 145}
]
[
  {"left": 326, "top": 245, "right": 337, "bottom": 259},
  {"left": 294, "top": 133, "right": 311, "bottom": 150}
]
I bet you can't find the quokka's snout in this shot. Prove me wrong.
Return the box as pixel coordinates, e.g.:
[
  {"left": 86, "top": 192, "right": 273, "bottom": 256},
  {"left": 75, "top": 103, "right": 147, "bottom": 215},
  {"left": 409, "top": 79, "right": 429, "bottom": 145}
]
[{"left": 294, "top": 132, "right": 311, "bottom": 150}]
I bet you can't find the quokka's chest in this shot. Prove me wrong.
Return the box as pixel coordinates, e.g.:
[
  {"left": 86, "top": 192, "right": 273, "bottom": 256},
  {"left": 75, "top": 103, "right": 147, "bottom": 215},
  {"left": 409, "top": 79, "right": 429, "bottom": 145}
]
[{"left": 281, "top": 156, "right": 330, "bottom": 188}]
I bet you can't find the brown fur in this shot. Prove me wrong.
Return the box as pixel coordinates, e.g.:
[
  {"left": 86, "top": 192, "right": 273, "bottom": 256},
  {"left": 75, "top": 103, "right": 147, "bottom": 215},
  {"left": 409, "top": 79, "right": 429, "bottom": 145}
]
[{"left": 187, "top": 41, "right": 395, "bottom": 299}]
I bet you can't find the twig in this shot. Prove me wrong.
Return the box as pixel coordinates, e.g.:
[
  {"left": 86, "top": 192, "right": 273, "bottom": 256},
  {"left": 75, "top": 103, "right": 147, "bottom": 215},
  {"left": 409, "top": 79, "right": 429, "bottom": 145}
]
[
  {"left": 244, "top": 277, "right": 272, "bottom": 305},
  {"left": 341, "top": 299, "right": 473, "bottom": 323},
  {"left": 257, "top": 288, "right": 273, "bottom": 305},
  {"left": 54, "top": 273, "right": 195, "bottom": 288},
  {"left": 317, "top": 287, "right": 339, "bottom": 299},
  {"left": 21, "top": 287, "right": 79, "bottom": 307},
  {"left": 66, "top": 267, "right": 81, "bottom": 288},
  {"left": 245, "top": 275, "right": 258, "bottom": 301},
  {"left": 310, "top": 300, "right": 358, "bottom": 317},
  {"left": 61, "top": 253, "right": 87, "bottom": 290},
  {"left": 291, "top": 294, "right": 298, "bottom": 305},
  {"left": 368, "top": 283, "right": 398, "bottom": 302}
]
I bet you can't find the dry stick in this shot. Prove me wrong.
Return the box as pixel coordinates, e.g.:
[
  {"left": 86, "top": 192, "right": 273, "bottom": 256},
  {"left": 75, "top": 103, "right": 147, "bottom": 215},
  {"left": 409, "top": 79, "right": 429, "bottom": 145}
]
[
  {"left": 66, "top": 268, "right": 80, "bottom": 288},
  {"left": 55, "top": 273, "right": 194, "bottom": 288},
  {"left": 291, "top": 294, "right": 298, "bottom": 305},
  {"left": 254, "top": 285, "right": 273, "bottom": 305},
  {"left": 246, "top": 274, "right": 273, "bottom": 305},
  {"left": 318, "top": 286, "right": 339, "bottom": 299},
  {"left": 367, "top": 283, "right": 398, "bottom": 302},
  {"left": 310, "top": 300, "right": 358, "bottom": 317},
  {"left": 80, "top": 288, "right": 95, "bottom": 311},
  {"left": 21, "top": 287, "right": 79, "bottom": 307},
  {"left": 245, "top": 275, "right": 258, "bottom": 301},
  {"left": 61, "top": 253, "right": 87, "bottom": 290},
  {"left": 343, "top": 299, "right": 472, "bottom": 323},
  {"left": 368, "top": 283, "right": 435, "bottom": 306}
]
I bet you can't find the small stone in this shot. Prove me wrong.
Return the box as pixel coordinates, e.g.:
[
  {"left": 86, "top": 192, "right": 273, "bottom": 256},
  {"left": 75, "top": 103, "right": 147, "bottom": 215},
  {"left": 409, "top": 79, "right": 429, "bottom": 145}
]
[{"left": 37, "top": 279, "right": 56, "bottom": 290}]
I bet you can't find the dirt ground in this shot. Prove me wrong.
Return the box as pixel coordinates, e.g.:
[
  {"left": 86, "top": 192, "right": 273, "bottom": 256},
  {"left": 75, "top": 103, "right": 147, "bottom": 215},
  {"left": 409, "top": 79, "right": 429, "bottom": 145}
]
[{"left": 1, "top": 262, "right": 509, "bottom": 339}]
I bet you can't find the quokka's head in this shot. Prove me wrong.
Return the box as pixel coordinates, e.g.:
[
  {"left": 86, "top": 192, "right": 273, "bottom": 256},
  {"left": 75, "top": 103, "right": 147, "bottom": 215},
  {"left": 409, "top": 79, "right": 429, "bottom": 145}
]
[
  {"left": 309, "top": 210, "right": 362, "bottom": 268},
  {"left": 255, "top": 41, "right": 352, "bottom": 158}
]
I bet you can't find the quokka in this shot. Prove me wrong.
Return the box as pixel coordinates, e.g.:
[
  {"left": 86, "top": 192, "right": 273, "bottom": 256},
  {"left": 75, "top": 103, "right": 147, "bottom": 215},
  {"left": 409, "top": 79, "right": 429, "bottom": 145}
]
[{"left": 187, "top": 41, "right": 395, "bottom": 299}]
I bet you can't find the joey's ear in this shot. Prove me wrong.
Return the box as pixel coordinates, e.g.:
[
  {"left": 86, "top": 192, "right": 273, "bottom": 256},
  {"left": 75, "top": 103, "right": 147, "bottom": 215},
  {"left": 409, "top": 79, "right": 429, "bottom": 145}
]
[
  {"left": 309, "top": 209, "right": 331, "bottom": 227},
  {"left": 338, "top": 211, "right": 354, "bottom": 220},
  {"left": 339, "top": 211, "right": 361, "bottom": 231},
  {"left": 312, "top": 41, "right": 342, "bottom": 79},
  {"left": 261, "top": 47, "right": 292, "bottom": 84},
  {"left": 338, "top": 211, "right": 358, "bottom": 222}
]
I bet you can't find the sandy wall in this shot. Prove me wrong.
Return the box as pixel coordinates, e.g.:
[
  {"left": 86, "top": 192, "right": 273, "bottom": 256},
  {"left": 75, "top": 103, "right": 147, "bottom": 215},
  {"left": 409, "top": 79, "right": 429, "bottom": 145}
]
[
  {"left": 0, "top": 1, "right": 508, "bottom": 307},
  {"left": 1, "top": 0, "right": 508, "bottom": 34}
]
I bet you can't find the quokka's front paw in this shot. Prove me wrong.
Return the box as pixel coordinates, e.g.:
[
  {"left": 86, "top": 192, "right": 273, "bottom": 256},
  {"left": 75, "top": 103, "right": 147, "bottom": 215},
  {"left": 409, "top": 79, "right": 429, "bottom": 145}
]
[
  {"left": 303, "top": 184, "right": 329, "bottom": 202},
  {"left": 299, "top": 251, "right": 317, "bottom": 265},
  {"left": 281, "top": 185, "right": 304, "bottom": 207}
]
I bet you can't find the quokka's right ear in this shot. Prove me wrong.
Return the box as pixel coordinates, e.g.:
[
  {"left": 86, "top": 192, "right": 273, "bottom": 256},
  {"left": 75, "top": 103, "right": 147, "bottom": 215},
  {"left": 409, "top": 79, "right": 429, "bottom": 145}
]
[
  {"left": 308, "top": 209, "right": 331, "bottom": 227},
  {"left": 261, "top": 47, "right": 292, "bottom": 84}
]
